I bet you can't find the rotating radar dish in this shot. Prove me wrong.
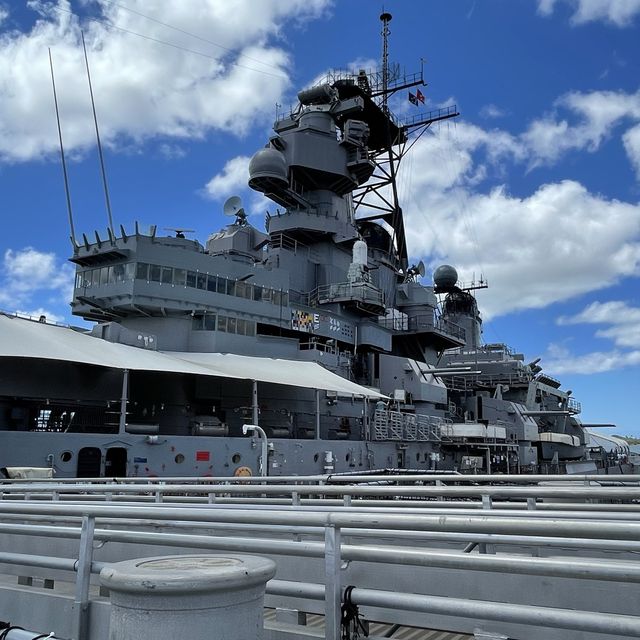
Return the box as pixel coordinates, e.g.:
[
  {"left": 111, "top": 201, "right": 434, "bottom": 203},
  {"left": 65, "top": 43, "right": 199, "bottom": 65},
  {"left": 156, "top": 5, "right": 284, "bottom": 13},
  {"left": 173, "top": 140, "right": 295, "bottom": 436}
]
[
  {"left": 223, "top": 195, "right": 244, "bottom": 216},
  {"left": 223, "top": 195, "right": 247, "bottom": 225}
]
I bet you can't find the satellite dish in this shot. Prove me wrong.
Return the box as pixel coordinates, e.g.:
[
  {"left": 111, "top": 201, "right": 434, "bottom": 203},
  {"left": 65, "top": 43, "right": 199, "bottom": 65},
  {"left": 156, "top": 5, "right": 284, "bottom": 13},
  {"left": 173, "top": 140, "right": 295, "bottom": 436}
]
[
  {"left": 223, "top": 195, "right": 247, "bottom": 225},
  {"left": 223, "top": 196, "right": 244, "bottom": 217},
  {"left": 416, "top": 260, "right": 426, "bottom": 278}
]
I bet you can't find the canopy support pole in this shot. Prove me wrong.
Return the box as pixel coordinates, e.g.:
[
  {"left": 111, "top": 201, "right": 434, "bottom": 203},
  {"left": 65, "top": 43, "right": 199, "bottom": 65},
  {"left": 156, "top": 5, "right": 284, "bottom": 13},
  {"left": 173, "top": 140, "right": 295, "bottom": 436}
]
[
  {"left": 315, "top": 390, "right": 321, "bottom": 440},
  {"left": 252, "top": 380, "right": 259, "bottom": 426},
  {"left": 118, "top": 369, "right": 129, "bottom": 435},
  {"left": 364, "top": 396, "right": 369, "bottom": 440}
]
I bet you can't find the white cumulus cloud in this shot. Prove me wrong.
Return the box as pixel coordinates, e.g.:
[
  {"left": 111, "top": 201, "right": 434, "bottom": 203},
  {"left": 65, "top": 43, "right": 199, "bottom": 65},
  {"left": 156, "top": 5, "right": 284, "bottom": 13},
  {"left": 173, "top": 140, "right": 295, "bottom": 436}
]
[
  {"left": 558, "top": 300, "right": 640, "bottom": 348},
  {"left": 392, "top": 116, "right": 640, "bottom": 319},
  {"left": 479, "top": 104, "right": 507, "bottom": 119},
  {"left": 0, "top": 247, "right": 75, "bottom": 314},
  {"left": 538, "top": 0, "right": 640, "bottom": 26},
  {"left": 0, "top": 0, "right": 330, "bottom": 163},
  {"left": 522, "top": 89, "right": 640, "bottom": 168},
  {"left": 622, "top": 123, "right": 640, "bottom": 179},
  {"left": 539, "top": 301, "right": 640, "bottom": 375},
  {"left": 204, "top": 155, "right": 252, "bottom": 199},
  {"left": 544, "top": 342, "right": 640, "bottom": 374}
]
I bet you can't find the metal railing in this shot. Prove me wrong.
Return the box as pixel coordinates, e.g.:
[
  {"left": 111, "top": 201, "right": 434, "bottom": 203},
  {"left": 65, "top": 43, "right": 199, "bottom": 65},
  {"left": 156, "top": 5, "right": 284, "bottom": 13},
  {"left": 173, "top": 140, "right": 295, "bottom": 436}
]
[
  {"left": 568, "top": 397, "right": 582, "bottom": 414},
  {"left": 2, "top": 495, "right": 640, "bottom": 639},
  {"left": 311, "top": 282, "right": 385, "bottom": 308},
  {"left": 399, "top": 104, "right": 459, "bottom": 129},
  {"left": 372, "top": 408, "right": 445, "bottom": 442},
  {"left": 268, "top": 233, "right": 308, "bottom": 255},
  {"left": 2, "top": 481, "right": 640, "bottom": 502},
  {"left": 445, "top": 371, "right": 532, "bottom": 391},
  {"left": 375, "top": 314, "right": 465, "bottom": 340}
]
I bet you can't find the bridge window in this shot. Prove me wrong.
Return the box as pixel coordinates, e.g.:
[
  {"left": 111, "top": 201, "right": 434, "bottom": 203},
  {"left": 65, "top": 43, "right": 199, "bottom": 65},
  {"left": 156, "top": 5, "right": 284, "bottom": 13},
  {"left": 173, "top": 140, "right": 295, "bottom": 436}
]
[
  {"left": 136, "top": 263, "right": 149, "bottom": 280},
  {"left": 161, "top": 266, "right": 173, "bottom": 284},
  {"left": 149, "top": 264, "right": 162, "bottom": 282}
]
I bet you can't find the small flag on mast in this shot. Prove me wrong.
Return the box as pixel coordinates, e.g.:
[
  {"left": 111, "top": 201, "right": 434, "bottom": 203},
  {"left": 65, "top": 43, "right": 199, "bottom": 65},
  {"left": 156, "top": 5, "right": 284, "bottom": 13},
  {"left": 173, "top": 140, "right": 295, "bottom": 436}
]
[
  {"left": 416, "top": 88, "right": 425, "bottom": 104},
  {"left": 408, "top": 91, "right": 418, "bottom": 106}
]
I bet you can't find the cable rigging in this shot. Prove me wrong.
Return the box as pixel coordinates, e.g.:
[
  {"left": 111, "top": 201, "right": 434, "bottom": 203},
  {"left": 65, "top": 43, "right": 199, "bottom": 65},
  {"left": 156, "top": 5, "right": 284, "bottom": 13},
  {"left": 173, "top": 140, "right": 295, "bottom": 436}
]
[
  {"left": 102, "top": 0, "right": 287, "bottom": 73},
  {"left": 50, "top": 3, "right": 288, "bottom": 80}
]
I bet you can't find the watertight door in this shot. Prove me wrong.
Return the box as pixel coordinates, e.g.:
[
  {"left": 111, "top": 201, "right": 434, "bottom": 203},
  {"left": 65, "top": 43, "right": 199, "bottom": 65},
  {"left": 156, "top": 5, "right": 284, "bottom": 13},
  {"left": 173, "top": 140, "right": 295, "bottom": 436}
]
[
  {"left": 77, "top": 447, "right": 102, "bottom": 477},
  {"left": 105, "top": 447, "right": 127, "bottom": 477}
]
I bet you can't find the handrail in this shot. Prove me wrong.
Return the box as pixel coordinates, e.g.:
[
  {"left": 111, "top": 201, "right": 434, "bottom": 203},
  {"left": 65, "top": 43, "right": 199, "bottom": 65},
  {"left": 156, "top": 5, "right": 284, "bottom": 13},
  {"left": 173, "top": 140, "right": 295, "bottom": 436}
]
[
  {"left": 3, "top": 496, "right": 640, "bottom": 639},
  {"left": 375, "top": 314, "right": 465, "bottom": 340},
  {"left": 2, "top": 503, "right": 640, "bottom": 539},
  {"left": 1, "top": 482, "right": 639, "bottom": 501},
  {"left": 1, "top": 523, "right": 639, "bottom": 583}
]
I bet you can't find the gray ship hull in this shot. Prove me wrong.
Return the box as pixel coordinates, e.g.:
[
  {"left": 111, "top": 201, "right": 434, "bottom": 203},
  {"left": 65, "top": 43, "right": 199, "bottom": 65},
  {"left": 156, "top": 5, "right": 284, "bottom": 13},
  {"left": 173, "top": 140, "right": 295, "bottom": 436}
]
[{"left": 0, "top": 431, "right": 445, "bottom": 478}]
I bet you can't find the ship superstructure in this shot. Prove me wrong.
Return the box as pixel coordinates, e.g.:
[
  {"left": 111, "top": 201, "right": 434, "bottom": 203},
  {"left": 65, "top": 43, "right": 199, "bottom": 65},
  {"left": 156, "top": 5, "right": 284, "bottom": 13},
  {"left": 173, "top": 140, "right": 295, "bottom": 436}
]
[{"left": 433, "top": 266, "right": 590, "bottom": 470}]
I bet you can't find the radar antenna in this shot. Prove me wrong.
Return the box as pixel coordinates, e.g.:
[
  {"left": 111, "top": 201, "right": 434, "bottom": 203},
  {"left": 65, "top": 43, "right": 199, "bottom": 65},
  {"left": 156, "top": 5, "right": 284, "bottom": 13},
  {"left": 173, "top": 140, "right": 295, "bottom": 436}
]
[
  {"left": 380, "top": 11, "right": 392, "bottom": 114},
  {"left": 459, "top": 276, "right": 489, "bottom": 293},
  {"left": 223, "top": 195, "right": 247, "bottom": 225},
  {"left": 405, "top": 260, "right": 425, "bottom": 282},
  {"left": 163, "top": 228, "right": 194, "bottom": 239}
]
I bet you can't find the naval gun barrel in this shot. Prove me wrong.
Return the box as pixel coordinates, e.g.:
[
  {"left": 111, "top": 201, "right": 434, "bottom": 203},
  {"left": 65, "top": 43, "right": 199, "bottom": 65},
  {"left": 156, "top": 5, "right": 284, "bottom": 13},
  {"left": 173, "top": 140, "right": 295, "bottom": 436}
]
[
  {"left": 428, "top": 369, "right": 482, "bottom": 376},
  {"left": 522, "top": 410, "right": 571, "bottom": 416}
]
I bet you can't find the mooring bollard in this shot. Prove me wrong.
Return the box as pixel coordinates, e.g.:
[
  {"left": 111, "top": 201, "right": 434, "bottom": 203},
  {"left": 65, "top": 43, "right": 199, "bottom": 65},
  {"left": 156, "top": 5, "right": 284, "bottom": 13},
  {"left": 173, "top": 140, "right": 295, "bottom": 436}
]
[{"left": 100, "top": 554, "right": 276, "bottom": 640}]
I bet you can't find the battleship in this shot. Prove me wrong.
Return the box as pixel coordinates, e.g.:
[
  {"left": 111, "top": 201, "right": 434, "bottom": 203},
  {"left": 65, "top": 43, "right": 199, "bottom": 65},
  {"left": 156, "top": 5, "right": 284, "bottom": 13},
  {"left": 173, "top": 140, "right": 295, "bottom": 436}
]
[
  {"left": 1, "top": 13, "right": 639, "bottom": 640},
  {"left": 0, "top": 12, "right": 623, "bottom": 481}
]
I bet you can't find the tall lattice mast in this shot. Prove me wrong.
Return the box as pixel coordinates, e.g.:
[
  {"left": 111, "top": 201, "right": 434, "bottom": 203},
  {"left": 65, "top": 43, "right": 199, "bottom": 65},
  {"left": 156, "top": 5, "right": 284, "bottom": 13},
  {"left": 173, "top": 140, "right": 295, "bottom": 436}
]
[
  {"left": 380, "top": 11, "right": 392, "bottom": 114},
  {"left": 352, "top": 12, "right": 459, "bottom": 274}
]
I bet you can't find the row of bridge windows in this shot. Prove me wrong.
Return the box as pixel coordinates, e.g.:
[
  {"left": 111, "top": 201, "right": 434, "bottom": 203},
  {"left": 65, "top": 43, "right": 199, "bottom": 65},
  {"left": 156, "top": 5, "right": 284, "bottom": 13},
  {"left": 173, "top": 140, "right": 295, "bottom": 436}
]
[
  {"left": 75, "top": 262, "right": 288, "bottom": 306},
  {"left": 191, "top": 313, "right": 256, "bottom": 336}
]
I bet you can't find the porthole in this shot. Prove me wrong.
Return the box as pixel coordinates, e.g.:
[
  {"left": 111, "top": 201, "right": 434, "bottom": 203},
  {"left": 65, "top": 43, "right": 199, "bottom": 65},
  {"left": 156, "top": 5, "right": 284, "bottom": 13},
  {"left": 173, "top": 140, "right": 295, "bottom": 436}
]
[
  {"left": 175, "top": 454, "right": 185, "bottom": 464},
  {"left": 60, "top": 451, "right": 73, "bottom": 463},
  {"left": 232, "top": 453, "right": 241, "bottom": 464}
]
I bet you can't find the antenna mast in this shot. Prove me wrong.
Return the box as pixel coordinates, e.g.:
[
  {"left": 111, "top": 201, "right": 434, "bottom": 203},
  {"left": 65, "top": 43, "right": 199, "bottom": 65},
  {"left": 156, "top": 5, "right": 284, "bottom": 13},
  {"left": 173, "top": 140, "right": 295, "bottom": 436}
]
[
  {"left": 48, "top": 48, "right": 77, "bottom": 247},
  {"left": 350, "top": 14, "right": 460, "bottom": 274},
  {"left": 380, "top": 11, "right": 392, "bottom": 114},
  {"left": 81, "top": 31, "right": 115, "bottom": 236}
]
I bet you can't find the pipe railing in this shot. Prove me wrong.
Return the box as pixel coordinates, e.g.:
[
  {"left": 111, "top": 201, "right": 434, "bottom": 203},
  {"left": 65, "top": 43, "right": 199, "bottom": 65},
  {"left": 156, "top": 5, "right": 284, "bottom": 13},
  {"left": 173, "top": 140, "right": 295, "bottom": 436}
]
[
  {"left": 2, "top": 502, "right": 640, "bottom": 540},
  {"left": 3, "top": 495, "right": 640, "bottom": 527},
  {"left": 6, "top": 518, "right": 640, "bottom": 553},
  {"left": 267, "top": 579, "right": 640, "bottom": 638},
  {"left": 2, "top": 522, "right": 640, "bottom": 583},
  {"left": 2, "top": 503, "right": 640, "bottom": 640},
  {"left": 2, "top": 481, "right": 640, "bottom": 502},
  {"left": 4, "top": 547, "right": 640, "bottom": 638}
]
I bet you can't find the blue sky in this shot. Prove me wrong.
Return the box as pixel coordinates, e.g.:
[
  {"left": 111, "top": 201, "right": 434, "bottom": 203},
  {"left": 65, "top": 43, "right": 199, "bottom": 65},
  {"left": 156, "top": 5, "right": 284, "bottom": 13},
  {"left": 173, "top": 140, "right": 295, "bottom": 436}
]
[{"left": 0, "top": 0, "right": 639, "bottom": 434}]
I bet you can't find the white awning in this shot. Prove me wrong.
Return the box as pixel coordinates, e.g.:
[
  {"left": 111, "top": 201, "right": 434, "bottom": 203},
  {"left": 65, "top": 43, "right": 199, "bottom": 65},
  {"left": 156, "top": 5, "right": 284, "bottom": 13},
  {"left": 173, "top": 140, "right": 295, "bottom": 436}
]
[
  {"left": 0, "top": 314, "right": 384, "bottom": 398},
  {"left": 173, "top": 351, "right": 381, "bottom": 397}
]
